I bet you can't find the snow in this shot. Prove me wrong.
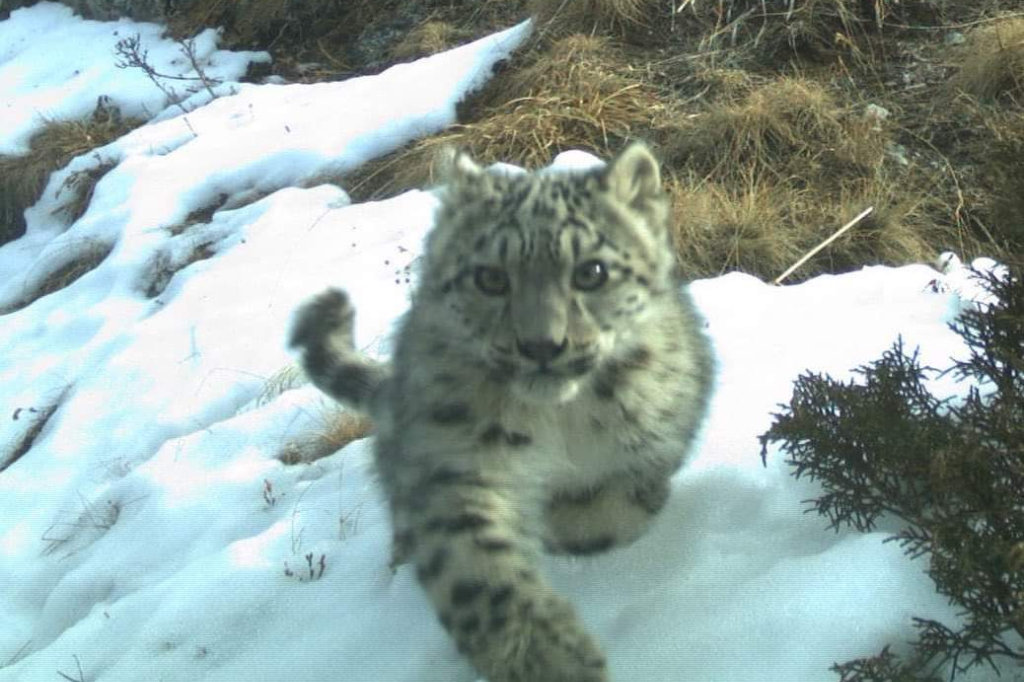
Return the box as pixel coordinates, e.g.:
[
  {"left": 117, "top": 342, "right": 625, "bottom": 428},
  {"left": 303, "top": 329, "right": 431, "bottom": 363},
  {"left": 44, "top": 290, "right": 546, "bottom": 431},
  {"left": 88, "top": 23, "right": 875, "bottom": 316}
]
[
  {"left": 0, "top": 3, "right": 268, "bottom": 156},
  {"left": 0, "top": 4, "right": 1013, "bottom": 681}
]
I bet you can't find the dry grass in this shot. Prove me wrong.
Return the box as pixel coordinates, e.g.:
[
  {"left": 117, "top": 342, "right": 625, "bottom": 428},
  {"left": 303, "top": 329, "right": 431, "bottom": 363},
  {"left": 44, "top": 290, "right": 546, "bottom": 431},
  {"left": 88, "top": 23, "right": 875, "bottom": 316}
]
[
  {"left": 254, "top": 364, "right": 374, "bottom": 465},
  {"left": 952, "top": 17, "right": 1024, "bottom": 102},
  {"left": 985, "top": 122, "right": 1024, "bottom": 248},
  {"left": 345, "top": 39, "right": 971, "bottom": 281},
  {"left": 169, "top": 0, "right": 527, "bottom": 81},
  {"left": 168, "top": 0, "right": 354, "bottom": 80},
  {"left": 966, "top": 105, "right": 1024, "bottom": 249},
  {"left": 171, "top": 0, "right": 307, "bottom": 46},
  {"left": 448, "top": 34, "right": 668, "bottom": 164},
  {"left": 0, "top": 240, "right": 113, "bottom": 315},
  {"left": 228, "top": 0, "right": 1019, "bottom": 281},
  {"left": 53, "top": 159, "right": 118, "bottom": 225},
  {"left": 347, "top": 35, "right": 669, "bottom": 199},
  {"left": 0, "top": 102, "right": 138, "bottom": 246},
  {"left": 659, "top": 77, "right": 885, "bottom": 186},
  {"left": 658, "top": 76, "right": 958, "bottom": 280},
  {"left": 33, "top": 240, "right": 112, "bottom": 299},
  {"left": 140, "top": 241, "right": 217, "bottom": 299},
  {"left": 279, "top": 409, "right": 374, "bottom": 465},
  {"left": 390, "top": 20, "right": 463, "bottom": 62},
  {"left": 1, "top": 391, "right": 65, "bottom": 473},
  {"left": 670, "top": 171, "right": 945, "bottom": 282},
  {"left": 530, "top": 0, "right": 658, "bottom": 38},
  {"left": 667, "top": 0, "right": 964, "bottom": 67}
]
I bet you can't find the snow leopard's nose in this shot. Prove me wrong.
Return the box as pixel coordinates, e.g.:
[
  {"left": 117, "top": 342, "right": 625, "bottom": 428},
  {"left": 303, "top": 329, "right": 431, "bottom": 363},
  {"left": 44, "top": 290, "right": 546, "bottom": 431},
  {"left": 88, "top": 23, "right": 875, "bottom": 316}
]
[{"left": 516, "top": 338, "right": 567, "bottom": 364}]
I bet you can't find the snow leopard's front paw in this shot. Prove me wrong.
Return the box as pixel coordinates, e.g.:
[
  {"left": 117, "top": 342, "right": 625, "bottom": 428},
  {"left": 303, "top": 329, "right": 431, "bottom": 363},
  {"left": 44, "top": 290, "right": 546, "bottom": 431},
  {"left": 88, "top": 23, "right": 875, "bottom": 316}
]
[
  {"left": 288, "top": 288, "right": 386, "bottom": 411},
  {"left": 524, "top": 594, "right": 608, "bottom": 682},
  {"left": 288, "top": 287, "right": 354, "bottom": 354},
  {"left": 468, "top": 590, "right": 608, "bottom": 682}
]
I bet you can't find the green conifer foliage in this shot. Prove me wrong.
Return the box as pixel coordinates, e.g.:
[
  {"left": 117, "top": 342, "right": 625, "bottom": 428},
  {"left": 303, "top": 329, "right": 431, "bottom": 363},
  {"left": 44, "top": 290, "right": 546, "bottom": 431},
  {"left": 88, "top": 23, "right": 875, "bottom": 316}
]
[{"left": 760, "top": 266, "right": 1023, "bottom": 681}]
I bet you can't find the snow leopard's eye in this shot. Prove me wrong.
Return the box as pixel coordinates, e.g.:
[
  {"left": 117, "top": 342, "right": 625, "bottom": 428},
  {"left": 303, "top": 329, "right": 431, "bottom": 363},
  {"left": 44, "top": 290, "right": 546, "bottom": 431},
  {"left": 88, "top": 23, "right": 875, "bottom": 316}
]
[
  {"left": 571, "top": 260, "right": 608, "bottom": 291},
  {"left": 474, "top": 265, "right": 510, "bottom": 296}
]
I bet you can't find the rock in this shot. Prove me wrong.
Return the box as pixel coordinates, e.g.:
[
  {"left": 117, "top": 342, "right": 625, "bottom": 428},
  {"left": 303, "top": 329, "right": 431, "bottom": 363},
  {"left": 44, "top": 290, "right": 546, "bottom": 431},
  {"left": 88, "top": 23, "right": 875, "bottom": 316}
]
[
  {"left": 944, "top": 31, "right": 967, "bottom": 46},
  {"left": 886, "top": 143, "right": 910, "bottom": 167},
  {"left": 864, "top": 103, "right": 890, "bottom": 121}
]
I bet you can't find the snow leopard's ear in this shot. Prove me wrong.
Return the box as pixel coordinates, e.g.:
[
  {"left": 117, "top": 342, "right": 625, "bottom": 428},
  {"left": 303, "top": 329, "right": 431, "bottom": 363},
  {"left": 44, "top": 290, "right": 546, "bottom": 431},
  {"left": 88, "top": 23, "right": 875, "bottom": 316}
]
[
  {"left": 603, "top": 141, "right": 663, "bottom": 210},
  {"left": 438, "top": 145, "right": 485, "bottom": 184},
  {"left": 437, "top": 146, "right": 497, "bottom": 207}
]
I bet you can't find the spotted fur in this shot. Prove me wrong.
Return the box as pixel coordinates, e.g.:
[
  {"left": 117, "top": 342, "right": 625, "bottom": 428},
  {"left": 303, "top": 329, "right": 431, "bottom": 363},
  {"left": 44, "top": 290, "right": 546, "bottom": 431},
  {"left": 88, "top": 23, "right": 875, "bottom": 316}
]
[{"left": 290, "top": 142, "right": 713, "bottom": 682}]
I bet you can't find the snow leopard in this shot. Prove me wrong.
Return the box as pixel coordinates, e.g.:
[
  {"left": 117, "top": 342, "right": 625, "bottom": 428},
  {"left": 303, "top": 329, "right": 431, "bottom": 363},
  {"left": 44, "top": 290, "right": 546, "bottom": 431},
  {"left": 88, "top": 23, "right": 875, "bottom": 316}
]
[{"left": 289, "top": 141, "right": 713, "bottom": 682}]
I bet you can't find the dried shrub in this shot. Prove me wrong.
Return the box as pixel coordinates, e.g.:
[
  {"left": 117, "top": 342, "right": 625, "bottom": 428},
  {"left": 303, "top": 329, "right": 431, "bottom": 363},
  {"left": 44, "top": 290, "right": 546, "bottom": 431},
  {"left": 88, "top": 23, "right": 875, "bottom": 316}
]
[
  {"left": 760, "top": 265, "right": 1024, "bottom": 680},
  {"left": 952, "top": 17, "right": 1024, "bottom": 102}
]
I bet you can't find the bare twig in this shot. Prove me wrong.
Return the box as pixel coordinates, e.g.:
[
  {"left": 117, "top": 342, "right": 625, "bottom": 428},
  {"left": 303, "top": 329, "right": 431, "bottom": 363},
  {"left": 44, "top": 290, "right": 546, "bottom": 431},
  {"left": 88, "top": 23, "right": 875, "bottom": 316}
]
[
  {"left": 1, "top": 639, "right": 31, "bottom": 668},
  {"left": 178, "top": 38, "right": 218, "bottom": 99},
  {"left": 115, "top": 35, "right": 188, "bottom": 115},
  {"left": 114, "top": 34, "right": 222, "bottom": 115},
  {"left": 56, "top": 654, "right": 85, "bottom": 682},
  {"left": 773, "top": 206, "right": 875, "bottom": 285}
]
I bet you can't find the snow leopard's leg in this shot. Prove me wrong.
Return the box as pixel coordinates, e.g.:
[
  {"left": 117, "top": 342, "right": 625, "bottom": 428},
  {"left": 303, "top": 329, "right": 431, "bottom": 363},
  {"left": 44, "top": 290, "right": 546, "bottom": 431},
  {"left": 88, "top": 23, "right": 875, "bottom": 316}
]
[
  {"left": 395, "top": 466, "right": 608, "bottom": 682},
  {"left": 543, "top": 464, "right": 676, "bottom": 556},
  {"left": 289, "top": 288, "right": 389, "bottom": 415}
]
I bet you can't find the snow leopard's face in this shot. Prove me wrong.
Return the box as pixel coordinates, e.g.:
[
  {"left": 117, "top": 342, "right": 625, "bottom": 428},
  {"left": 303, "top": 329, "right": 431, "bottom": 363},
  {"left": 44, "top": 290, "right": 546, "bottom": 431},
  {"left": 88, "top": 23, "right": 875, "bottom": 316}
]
[{"left": 421, "top": 143, "right": 677, "bottom": 404}]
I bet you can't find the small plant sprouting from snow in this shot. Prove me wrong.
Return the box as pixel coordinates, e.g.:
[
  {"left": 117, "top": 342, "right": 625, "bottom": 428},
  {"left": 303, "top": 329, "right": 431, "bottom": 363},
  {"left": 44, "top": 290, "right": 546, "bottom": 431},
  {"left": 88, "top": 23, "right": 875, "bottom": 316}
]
[
  {"left": 42, "top": 494, "right": 142, "bottom": 559},
  {"left": 262, "top": 478, "right": 277, "bottom": 508},
  {"left": 56, "top": 654, "right": 86, "bottom": 682},
  {"left": 284, "top": 552, "right": 326, "bottom": 582}
]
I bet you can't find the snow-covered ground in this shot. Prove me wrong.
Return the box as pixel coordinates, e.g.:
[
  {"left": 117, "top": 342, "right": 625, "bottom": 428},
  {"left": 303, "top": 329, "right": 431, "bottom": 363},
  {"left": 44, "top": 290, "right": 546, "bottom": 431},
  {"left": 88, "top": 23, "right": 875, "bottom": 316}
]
[{"left": 0, "top": 4, "right": 1013, "bottom": 681}]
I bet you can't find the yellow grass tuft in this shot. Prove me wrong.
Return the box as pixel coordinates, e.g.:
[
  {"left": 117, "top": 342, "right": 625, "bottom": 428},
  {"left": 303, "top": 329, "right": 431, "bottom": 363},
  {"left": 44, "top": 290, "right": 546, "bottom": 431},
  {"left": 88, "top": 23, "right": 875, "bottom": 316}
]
[
  {"left": 1, "top": 103, "right": 138, "bottom": 246},
  {"left": 672, "top": 0, "right": 951, "bottom": 65},
  {"left": 660, "top": 77, "right": 885, "bottom": 186},
  {"left": 390, "top": 20, "right": 463, "bottom": 62},
  {"left": 529, "top": 0, "right": 658, "bottom": 38},
  {"left": 346, "top": 35, "right": 668, "bottom": 199},
  {"left": 669, "top": 172, "right": 945, "bottom": 283},
  {"left": 278, "top": 409, "right": 374, "bottom": 465},
  {"left": 952, "top": 17, "right": 1024, "bottom": 102},
  {"left": 974, "top": 107, "right": 1024, "bottom": 249},
  {"left": 662, "top": 76, "right": 954, "bottom": 281}
]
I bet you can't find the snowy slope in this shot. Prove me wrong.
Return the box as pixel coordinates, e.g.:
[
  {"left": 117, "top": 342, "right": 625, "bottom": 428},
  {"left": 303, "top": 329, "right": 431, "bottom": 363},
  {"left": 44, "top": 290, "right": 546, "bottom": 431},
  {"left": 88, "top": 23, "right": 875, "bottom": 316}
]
[{"left": 0, "top": 5, "right": 1013, "bottom": 682}]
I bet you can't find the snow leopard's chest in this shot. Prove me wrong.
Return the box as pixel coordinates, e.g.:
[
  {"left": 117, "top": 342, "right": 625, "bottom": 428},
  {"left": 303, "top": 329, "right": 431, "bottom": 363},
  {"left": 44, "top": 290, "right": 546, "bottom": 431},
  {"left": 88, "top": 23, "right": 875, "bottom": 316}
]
[{"left": 494, "top": 392, "right": 667, "bottom": 490}]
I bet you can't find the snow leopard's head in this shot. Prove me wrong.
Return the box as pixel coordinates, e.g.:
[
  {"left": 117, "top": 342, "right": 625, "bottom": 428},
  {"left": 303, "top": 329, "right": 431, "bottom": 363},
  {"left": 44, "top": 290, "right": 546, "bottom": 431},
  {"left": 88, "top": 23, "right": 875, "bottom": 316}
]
[{"left": 422, "top": 142, "right": 678, "bottom": 404}]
